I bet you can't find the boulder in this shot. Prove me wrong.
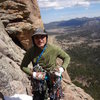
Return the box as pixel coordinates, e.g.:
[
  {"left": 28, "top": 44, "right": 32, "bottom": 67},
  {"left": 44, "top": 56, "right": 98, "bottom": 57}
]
[
  {"left": 0, "top": 0, "right": 44, "bottom": 50},
  {"left": 0, "top": 20, "right": 31, "bottom": 96}
]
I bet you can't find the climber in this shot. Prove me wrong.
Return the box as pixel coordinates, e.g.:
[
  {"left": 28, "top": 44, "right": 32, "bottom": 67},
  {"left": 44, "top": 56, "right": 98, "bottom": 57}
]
[{"left": 20, "top": 28, "right": 70, "bottom": 100}]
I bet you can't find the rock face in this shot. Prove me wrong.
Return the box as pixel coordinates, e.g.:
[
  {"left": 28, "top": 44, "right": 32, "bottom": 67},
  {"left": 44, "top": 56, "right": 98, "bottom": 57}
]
[
  {"left": 0, "top": 0, "right": 44, "bottom": 50},
  {"left": 0, "top": 0, "right": 94, "bottom": 100},
  {"left": 0, "top": 20, "right": 31, "bottom": 96},
  {"left": 62, "top": 78, "right": 94, "bottom": 100}
]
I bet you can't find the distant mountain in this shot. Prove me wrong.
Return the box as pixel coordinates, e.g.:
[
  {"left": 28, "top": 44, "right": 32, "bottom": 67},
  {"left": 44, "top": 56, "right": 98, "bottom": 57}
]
[{"left": 44, "top": 17, "right": 100, "bottom": 30}]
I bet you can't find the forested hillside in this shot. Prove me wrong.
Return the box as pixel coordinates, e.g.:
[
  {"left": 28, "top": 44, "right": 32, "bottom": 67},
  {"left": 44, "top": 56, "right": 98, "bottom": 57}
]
[{"left": 45, "top": 17, "right": 100, "bottom": 100}]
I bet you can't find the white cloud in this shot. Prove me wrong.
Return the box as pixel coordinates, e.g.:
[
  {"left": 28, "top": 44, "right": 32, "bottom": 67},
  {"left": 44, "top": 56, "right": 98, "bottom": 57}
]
[{"left": 37, "top": 0, "right": 91, "bottom": 9}]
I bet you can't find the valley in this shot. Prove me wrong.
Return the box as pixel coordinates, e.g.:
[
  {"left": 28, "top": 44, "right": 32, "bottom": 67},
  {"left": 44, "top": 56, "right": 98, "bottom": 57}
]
[{"left": 45, "top": 17, "right": 100, "bottom": 100}]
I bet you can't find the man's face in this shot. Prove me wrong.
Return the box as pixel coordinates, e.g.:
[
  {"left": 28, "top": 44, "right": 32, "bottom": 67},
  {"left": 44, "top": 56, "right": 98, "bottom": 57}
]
[{"left": 34, "top": 35, "right": 47, "bottom": 49}]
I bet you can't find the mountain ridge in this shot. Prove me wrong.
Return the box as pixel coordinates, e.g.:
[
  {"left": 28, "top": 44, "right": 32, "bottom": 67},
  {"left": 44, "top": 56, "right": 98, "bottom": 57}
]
[{"left": 44, "top": 16, "right": 100, "bottom": 30}]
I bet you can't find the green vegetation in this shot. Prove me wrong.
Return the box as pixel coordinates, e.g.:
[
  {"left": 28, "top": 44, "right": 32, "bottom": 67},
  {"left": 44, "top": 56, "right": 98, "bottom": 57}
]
[
  {"left": 66, "top": 44, "right": 100, "bottom": 100},
  {"left": 53, "top": 18, "right": 100, "bottom": 99}
]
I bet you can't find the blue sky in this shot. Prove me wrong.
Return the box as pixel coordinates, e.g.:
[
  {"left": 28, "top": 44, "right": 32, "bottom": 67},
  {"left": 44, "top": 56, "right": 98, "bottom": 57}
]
[{"left": 37, "top": 0, "right": 100, "bottom": 23}]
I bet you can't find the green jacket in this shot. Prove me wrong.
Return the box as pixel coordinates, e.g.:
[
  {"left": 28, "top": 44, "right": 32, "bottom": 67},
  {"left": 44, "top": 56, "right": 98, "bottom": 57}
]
[{"left": 21, "top": 44, "right": 70, "bottom": 75}]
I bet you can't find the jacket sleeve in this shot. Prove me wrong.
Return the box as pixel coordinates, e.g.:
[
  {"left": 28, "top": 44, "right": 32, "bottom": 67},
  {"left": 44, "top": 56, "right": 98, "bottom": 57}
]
[
  {"left": 20, "top": 49, "right": 32, "bottom": 75},
  {"left": 57, "top": 48, "right": 70, "bottom": 70}
]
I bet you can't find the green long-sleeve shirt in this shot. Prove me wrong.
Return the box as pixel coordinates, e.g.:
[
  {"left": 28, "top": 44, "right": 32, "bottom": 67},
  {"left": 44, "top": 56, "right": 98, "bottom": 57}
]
[{"left": 21, "top": 44, "right": 70, "bottom": 75}]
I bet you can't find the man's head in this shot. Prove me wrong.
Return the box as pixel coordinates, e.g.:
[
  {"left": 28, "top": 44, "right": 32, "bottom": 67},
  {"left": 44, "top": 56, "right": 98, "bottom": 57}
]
[{"left": 32, "top": 28, "right": 48, "bottom": 49}]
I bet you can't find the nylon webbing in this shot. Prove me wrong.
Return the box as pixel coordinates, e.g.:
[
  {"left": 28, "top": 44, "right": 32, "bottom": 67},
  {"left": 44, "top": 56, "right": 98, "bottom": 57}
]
[{"left": 35, "top": 45, "right": 47, "bottom": 66}]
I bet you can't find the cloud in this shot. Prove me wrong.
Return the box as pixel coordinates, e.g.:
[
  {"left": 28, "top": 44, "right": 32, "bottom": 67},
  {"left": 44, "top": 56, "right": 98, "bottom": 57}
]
[
  {"left": 86, "top": 0, "right": 100, "bottom": 2},
  {"left": 37, "top": 0, "right": 91, "bottom": 9},
  {"left": 38, "top": 0, "right": 100, "bottom": 9}
]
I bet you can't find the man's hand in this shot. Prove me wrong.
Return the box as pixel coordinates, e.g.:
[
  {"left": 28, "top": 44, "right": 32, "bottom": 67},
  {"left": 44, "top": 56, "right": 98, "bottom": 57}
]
[
  {"left": 32, "top": 72, "right": 46, "bottom": 80},
  {"left": 54, "top": 67, "right": 64, "bottom": 77}
]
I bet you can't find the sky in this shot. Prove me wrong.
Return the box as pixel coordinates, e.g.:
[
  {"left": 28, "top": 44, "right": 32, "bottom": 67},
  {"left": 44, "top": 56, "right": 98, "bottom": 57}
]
[{"left": 37, "top": 0, "right": 100, "bottom": 24}]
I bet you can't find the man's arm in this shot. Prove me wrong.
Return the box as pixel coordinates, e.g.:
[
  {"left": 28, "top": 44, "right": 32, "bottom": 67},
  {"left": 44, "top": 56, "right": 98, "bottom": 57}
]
[
  {"left": 20, "top": 49, "right": 33, "bottom": 76},
  {"left": 57, "top": 48, "right": 70, "bottom": 70}
]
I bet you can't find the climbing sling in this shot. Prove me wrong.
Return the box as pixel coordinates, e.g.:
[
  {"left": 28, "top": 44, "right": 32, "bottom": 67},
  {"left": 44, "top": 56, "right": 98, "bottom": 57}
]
[
  {"left": 34, "top": 45, "right": 47, "bottom": 66},
  {"left": 32, "top": 45, "right": 47, "bottom": 94}
]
